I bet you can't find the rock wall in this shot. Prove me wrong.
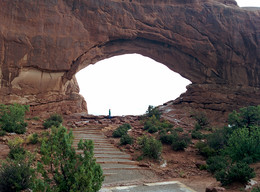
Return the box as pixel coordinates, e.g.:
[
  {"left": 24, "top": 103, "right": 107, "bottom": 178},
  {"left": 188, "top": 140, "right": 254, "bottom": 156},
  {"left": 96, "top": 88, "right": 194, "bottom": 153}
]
[{"left": 0, "top": 0, "right": 259, "bottom": 117}]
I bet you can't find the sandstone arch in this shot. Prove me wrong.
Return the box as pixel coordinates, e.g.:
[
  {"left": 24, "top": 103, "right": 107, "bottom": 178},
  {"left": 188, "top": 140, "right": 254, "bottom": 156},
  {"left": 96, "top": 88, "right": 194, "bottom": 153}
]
[{"left": 0, "top": 0, "right": 259, "bottom": 118}]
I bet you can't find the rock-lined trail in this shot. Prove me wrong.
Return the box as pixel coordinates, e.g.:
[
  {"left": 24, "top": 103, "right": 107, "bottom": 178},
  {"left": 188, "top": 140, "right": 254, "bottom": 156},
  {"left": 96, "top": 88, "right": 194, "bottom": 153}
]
[
  {"left": 72, "top": 126, "right": 158, "bottom": 186},
  {"left": 72, "top": 125, "right": 198, "bottom": 191}
]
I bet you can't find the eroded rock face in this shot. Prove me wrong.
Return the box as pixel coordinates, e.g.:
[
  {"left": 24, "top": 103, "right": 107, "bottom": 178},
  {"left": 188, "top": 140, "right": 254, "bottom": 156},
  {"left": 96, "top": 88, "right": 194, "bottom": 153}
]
[{"left": 0, "top": 0, "right": 259, "bottom": 117}]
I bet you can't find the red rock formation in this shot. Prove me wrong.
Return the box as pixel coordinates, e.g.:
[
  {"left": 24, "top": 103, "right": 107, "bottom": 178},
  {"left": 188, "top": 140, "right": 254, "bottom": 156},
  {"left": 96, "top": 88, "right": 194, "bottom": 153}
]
[{"left": 0, "top": 0, "right": 259, "bottom": 117}]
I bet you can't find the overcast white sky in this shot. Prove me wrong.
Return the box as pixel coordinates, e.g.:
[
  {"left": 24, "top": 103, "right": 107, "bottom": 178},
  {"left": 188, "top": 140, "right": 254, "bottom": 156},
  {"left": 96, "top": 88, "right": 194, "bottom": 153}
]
[{"left": 76, "top": 0, "right": 260, "bottom": 116}]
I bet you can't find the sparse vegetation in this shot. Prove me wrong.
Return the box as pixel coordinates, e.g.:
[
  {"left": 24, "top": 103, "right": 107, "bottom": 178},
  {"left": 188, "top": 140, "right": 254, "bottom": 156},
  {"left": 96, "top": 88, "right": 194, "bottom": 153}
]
[
  {"left": 0, "top": 129, "right": 6, "bottom": 136},
  {"left": 146, "top": 105, "right": 161, "bottom": 119},
  {"left": 252, "top": 186, "right": 260, "bottom": 192},
  {"left": 26, "top": 133, "right": 39, "bottom": 144},
  {"left": 191, "top": 111, "right": 209, "bottom": 130},
  {"left": 195, "top": 141, "right": 216, "bottom": 158},
  {"left": 215, "top": 162, "right": 255, "bottom": 186},
  {"left": 159, "top": 133, "right": 176, "bottom": 145},
  {"left": 120, "top": 134, "right": 133, "bottom": 145},
  {"left": 138, "top": 136, "right": 162, "bottom": 160},
  {"left": 172, "top": 134, "right": 191, "bottom": 151},
  {"left": 175, "top": 127, "right": 184, "bottom": 132},
  {"left": 206, "top": 156, "right": 228, "bottom": 174},
  {"left": 112, "top": 124, "right": 131, "bottom": 138},
  {"left": 147, "top": 125, "right": 158, "bottom": 133},
  {"left": 8, "top": 137, "right": 26, "bottom": 160},
  {"left": 199, "top": 105, "right": 260, "bottom": 186},
  {"left": 0, "top": 158, "right": 34, "bottom": 192},
  {"left": 0, "top": 104, "right": 29, "bottom": 134},
  {"left": 33, "top": 125, "right": 104, "bottom": 192},
  {"left": 191, "top": 130, "right": 204, "bottom": 139},
  {"left": 43, "top": 113, "right": 63, "bottom": 129}
]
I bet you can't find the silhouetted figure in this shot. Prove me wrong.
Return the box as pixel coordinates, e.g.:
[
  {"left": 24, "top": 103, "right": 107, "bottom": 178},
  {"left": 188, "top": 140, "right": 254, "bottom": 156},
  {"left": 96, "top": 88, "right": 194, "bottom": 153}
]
[{"left": 109, "top": 109, "right": 111, "bottom": 119}]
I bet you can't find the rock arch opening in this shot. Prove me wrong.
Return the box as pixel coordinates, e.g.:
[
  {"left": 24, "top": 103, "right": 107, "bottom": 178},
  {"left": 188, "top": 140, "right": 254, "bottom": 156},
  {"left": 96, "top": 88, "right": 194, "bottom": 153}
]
[
  {"left": 76, "top": 54, "right": 191, "bottom": 116},
  {"left": 0, "top": 0, "right": 259, "bottom": 121}
]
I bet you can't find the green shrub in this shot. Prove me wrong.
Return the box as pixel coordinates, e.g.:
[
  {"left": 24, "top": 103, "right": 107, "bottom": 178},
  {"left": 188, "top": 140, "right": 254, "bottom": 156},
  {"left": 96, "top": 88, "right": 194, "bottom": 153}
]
[
  {"left": 0, "top": 104, "right": 29, "bottom": 134},
  {"left": 112, "top": 124, "right": 131, "bottom": 138},
  {"left": 146, "top": 105, "right": 161, "bottom": 120},
  {"left": 252, "top": 186, "right": 260, "bottom": 192},
  {"left": 120, "top": 134, "right": 133, "bottom": 145},
  {"left": 27, "top": 133, "right": 39, "bottom": 144},
  {"left": 228, "top": 105, "right": 260, "bottom": 130},
  {"left": 191, "top": 111, "right": 209, "bottom": 130},
  {"left": 144, "top": 115, "right": 159, "bottom": 130},
  {"left": 8, "top": 137, "right": 24, "bottom": 148},
  {"left": 0, "top": 160, "right": 33, "bottom": 192},
  {"left": 0, "top": 129, "right": 6, "bottom": 136},
  {"left": 206, "top": 128, "right": 229, "bottom": 152},
  {"left": 32, "top": 116, "right": 40, "bottom": 121},
  {"left": 148, "top": 126, "right": 158, "bottom": 133},
  {"left": 160, "top": 121, "right": 173, "bottom": 129},
  {"left": 175, "top": 127, "right": 184, "bottom": 132},
  {"left": 191, "top": 130, "right": 204, "bottom": 139},
  {"left": 8, "top": 145, "right": 26, "bottom": 160},
  {"left": 172, "top": 134, "right": 191, "bottom": 151},
  {"left": 43, "top": 120, "right": 60, "bottom": 129},
  {"left": 215, "top": 162, "right": 255, "bottom": 186},
  {"left": 138, "top": 136, "right": 162, "bottom": 160},
  {"left": 33, "top": 125, "right": 104, "bottom": 192},
  {"left": 195, "top": 142, "right": 216, "bottom": 158},
  {"left": 224, "top": 126, "right": 260, "bottom": 163},
  {"left": 206, "top": 156, "right": 228, "bottom": 174},
  {"left": 43, "top": 113, "right": 63, "bottom": 129},
  {"left": 159, "top": 133, "right": 177, "bottom": 145}
]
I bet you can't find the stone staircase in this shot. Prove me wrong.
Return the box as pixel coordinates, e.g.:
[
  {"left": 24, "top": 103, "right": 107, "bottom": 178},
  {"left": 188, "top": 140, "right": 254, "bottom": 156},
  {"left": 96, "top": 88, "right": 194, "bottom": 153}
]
[{"left": 72, "top": 126, "right": 157, "bottom": 186}]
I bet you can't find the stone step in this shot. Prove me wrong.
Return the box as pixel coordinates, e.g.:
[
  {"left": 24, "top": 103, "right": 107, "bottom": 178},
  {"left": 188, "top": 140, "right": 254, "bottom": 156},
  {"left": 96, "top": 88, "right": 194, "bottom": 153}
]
[
  {"left": 94, "top": 153, "right": 131, "bottom": 158},
  {"left": 101, "top": 163, "right": 139, "bottom": 170},
  {"left": 96, "top": 158, "right": 138, "bottom": 165},
  {"left": 103, "top": 169, "right": 152, "bottom": 184}
]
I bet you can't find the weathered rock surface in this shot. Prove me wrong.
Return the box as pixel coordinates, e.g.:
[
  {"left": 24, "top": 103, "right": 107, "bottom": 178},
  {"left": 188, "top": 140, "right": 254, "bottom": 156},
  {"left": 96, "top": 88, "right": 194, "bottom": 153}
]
[{"left": 0, "top": 0, "right": 259, "bottom": 116}]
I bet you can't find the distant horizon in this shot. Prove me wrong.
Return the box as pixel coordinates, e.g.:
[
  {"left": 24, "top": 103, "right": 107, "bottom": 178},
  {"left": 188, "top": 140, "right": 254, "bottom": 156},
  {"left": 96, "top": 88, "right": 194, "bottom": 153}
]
[{"left": 76, "top": 0, "right": 260, "bottom": 116}]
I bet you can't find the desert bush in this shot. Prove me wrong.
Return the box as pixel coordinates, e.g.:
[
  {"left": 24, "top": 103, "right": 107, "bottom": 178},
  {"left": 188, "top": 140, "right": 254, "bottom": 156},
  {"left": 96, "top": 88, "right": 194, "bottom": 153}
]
[
  {"left": 43, "top": 113, "right": 63, "bottom": 129},
  {"left": 146, "top": 105, "right": 161, "bottom": 120},
  {"left": 215, "top": 162, "right": 255, "bottom": 186},
  {"left": 206, "top": 128, "right": 230, "bottom": 152},
  {"left": 33, "top": 125, "right": 104, "bottom": 192},
  {"left": 8, "top": 137, "right": 24, "bottom": 148},
  {"left": 144, "top": 114, "right": 173, "bottom": 135},
  {"left": 148, "top": 125, "right": 158, "bottom": 133},
  {"left": 224, "top": 126, "right": 260, "bottom": 163},
  {"left": 252, "top": 186, "right": 260, "bottom": 192},
  {"left": 195, "top": 142, "right": 216, "bottom": 158},
  {"left": 172, "top": 134, "right": 191, "bottom": 151},
  {"left": 0, "top": 104, "right": 29, "bottom": 134},
  {"left": 206, "top": 156, "right": 228, "bottom": 174},
  {"left": 0, "top": 159, "right": 33, "bottom": 192},
  {"left": 8, "top": 145, "right": 26, "bottom": 160},
  {"left": 0, "top": 129, "right": 6, "bottom": 136},
  {"left": 120, "top": 134, "right": 133, "bottom": 145},
  {"left": 175, "top": 127, "right": 184, "bottom": 132},
  {"left": 159, "top": 133, "right": 177, "bottom": 145},
  {"left": 26, "top": 133, "right": 39, "bottom": 144},
  {"left": 191, "top": 130, "right": 204, "bottom": 139},
  {"left": 8, "top": 137, "right": 26, "bottom": 160},
  {"left": 112, "top": 124, "right": 131, "bottom": 138},
  {"left": 143, "top": 115, "right": 159, "bottom": 130},
  {"left": 191, "top": 111, "right": 209, "bottom": 130},
  {"left": 228, "top": 105, "right": 260, "bottom": 130},
  {"left": 138, "top": 136, "right": 162, "bottom": 160}
]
